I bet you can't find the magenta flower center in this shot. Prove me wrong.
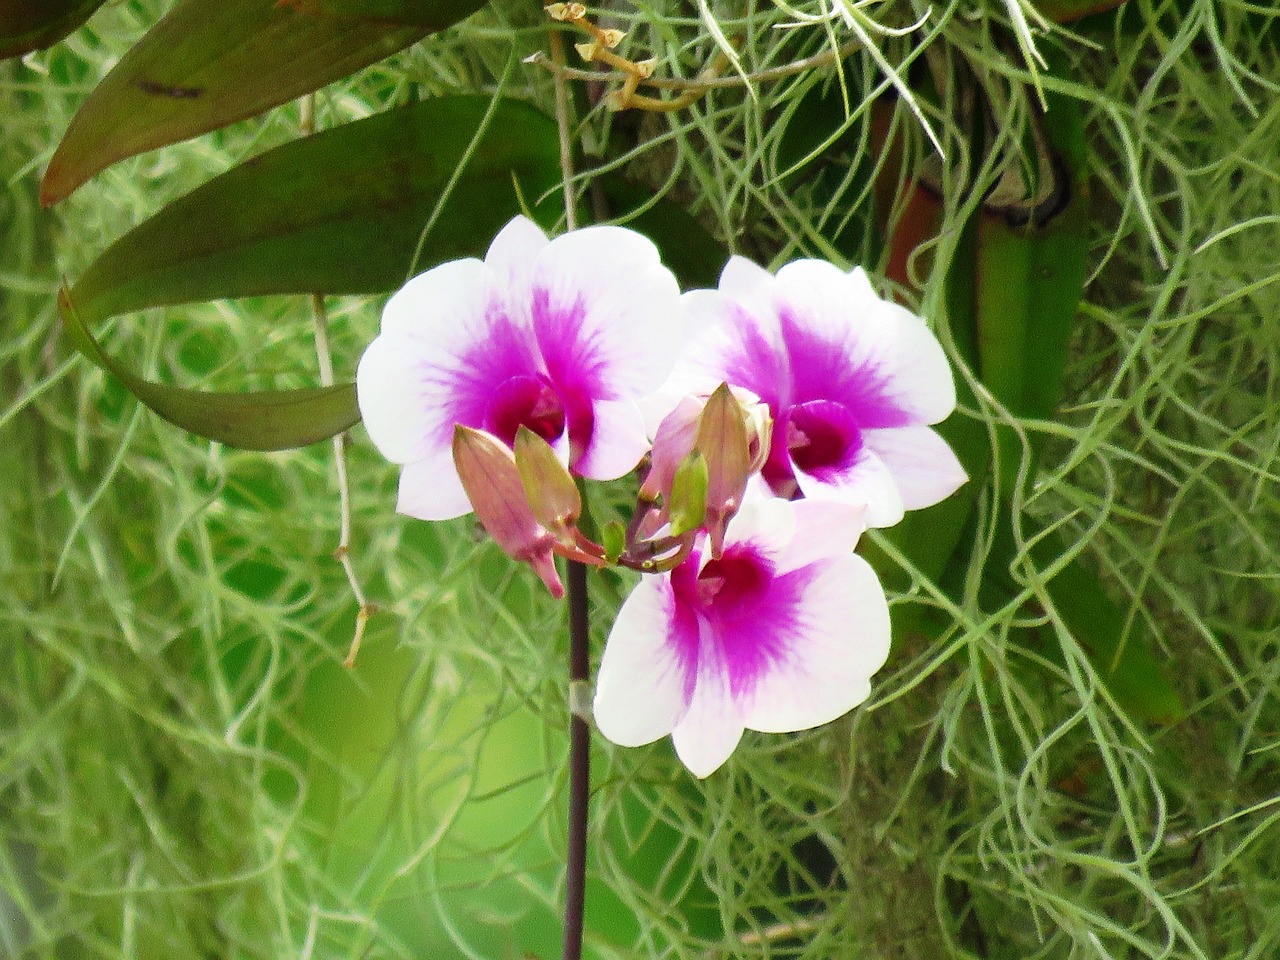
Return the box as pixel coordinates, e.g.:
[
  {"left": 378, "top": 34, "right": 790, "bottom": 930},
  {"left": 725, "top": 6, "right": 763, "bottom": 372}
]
[
  {"left": 486, "top": 374, "right": 567, "bottom": 448},
  {"left": 696, "top": 549, "right": 771, "bottom": 619},
  {"left": 785, "top": 399, "right": 861, "bottom": 476}
]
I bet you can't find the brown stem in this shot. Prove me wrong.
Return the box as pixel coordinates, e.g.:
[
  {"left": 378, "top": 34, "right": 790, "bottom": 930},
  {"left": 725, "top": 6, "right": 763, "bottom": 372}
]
[{"left": 563, "top": 559, "right": 591, "bottom": 960}]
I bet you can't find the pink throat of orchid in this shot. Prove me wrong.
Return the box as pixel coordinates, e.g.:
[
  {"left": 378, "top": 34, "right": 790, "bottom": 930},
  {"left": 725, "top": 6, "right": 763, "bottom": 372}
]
[
  {"left": 785, "top": 399, "right": 861, "bottom": 475},
  {"left": 696, "top": 548, "right": 770, "bottom": 618},
  {"left": 487, "top": 375, "right": 567, "bottom": 448}
]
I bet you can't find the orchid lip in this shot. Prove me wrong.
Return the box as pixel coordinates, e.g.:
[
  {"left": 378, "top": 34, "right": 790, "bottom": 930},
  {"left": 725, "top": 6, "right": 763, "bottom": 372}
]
[
  {"left": 486, "top": 374, "right": 567, "bottom": 448},
  {"left": 785, "top": 399, "right": 861, "bottom": 476}
]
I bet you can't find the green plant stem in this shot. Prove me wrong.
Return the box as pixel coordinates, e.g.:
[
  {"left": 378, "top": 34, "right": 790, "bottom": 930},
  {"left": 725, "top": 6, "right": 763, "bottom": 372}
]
[{"left": 563, "top": 559, "right": 590, "bottom": 960}]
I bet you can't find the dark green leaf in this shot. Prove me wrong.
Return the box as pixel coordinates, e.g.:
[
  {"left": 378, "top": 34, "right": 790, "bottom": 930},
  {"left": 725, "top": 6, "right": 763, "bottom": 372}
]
[
  {"left": 68, "top": 96, "right": 565, "bottom": 325},
  {"left": 59, "top": 287, "right": 359, "bottom": 450},
  {"left": 0, "top": 0, "right": 104, "bottom": 60},
  {"left": 1033, "top": 0, "right": 1127, "bottom": 23},
  {"left": 1033, "top": 550, "right": 1186, "bottom": 725},
  {"left": 278, "top": 0, "right": 484, "bottom": 23},
  {"left": 40, "top": 0, "right": 488, "bottom": 204}
]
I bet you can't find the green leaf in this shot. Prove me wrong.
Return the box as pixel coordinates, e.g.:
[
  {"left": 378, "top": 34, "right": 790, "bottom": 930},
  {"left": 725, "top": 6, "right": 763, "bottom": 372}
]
[
  {"left": 59, "top": 288, "right": 359, "bottom": 450},
  {"left": 277, "top": 0, "right": 484, "bottom": 22},
  {"left": 1034, "top": 551, "right": 1185, "bottom": 725},
  {"left": 0, "top": 0, "right": 104, "bottom": 60},
  {"left": 67, "top": 96, "right": 565, "bottom": 325},
  {"left": 1033, "top": 0, "right": 1127, "bottom": 23},
  {"left": 40, "top": 0, "right": 488, "bottom": 204},
  {"left": 987, "top": 522, "right": 1186, "bottom": 726}
]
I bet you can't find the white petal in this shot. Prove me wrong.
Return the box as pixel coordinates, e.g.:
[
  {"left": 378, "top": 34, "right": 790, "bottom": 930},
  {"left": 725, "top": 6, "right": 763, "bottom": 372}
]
[
  {"left": 532, "top": 226, "right": 683, "bottom": 400},
  {"left": 484, "top": 215, "right": 549, "bottom": 305},
  {"left": 773, "top": 499, "right": 867, "bottom": 574},
  {"left": 356, "top": 334, "right": 452, "bottom": 464},
  {"left": 574, "top": 397, "right": 650, "bottom": 481},
  {"left": 664, "top": 288, "right": 789, "bottom": 412},
  {"left": 742, "top": 553, "right": 890, "bottom": 734},
  {"left": 793, "top": 447, "right": 905, "bottom": 528},
  {"left": 670, "top": 670, "right": 746, "bottom": 778},
  {"left": 718, "top": 254, "right": 776, "bottom": 301},
  {"left": 863, "top": 424, "right": 968, "bottom": 511},
  {"left": 772, "top": 260, "right": 955, "bottom": 428},
  {"left": 395, "top": 451, "right": 474, "bottom": 521},
  {"left": 721, "top": 497, "right": 796, "bottom": 561},
  {"left": 877, "top": 298, "right": 957, "bottom": 424},
  {"left": 378, "top": 257, "right": 493, "bottom": 342},
  {"left": 593, "top": 577, "right": 694, "bottom": 748},
  {"left": 362, "top": 257, "right": 544, "bottom": 464}
]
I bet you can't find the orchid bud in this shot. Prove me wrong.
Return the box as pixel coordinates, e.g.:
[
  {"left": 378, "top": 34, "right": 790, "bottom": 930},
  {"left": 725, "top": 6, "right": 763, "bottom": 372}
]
[
  {"left": 452, "top": 425, "right": 564, "bottom": 599},
  {"left": 694, "top": 383, "right": 752, "bottom": 557},
  {"left": 667, "top": 451, "right": 708, "bottom": 537},
  {"left": 514, "top": 425, "right": 581, "bottom": 546},
  {"left": 641, "top": 394, "right": 703, "bottom": 503}
]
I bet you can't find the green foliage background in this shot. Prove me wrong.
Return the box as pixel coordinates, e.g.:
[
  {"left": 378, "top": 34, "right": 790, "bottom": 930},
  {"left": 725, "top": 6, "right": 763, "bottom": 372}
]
[{"left": 4, "top": 1, "right": 1280, "bottom": 958}]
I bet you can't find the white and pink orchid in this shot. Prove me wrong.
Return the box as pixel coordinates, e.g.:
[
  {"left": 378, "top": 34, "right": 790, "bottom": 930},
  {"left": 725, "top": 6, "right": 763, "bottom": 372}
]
[
  {"left": 659, "top": 255, "right": 967, "bottom": 528},
  {"left": 356, "top": 215, "right": 683, "bottom": 522},
  {"left": 593, "top": 497, "right": 890, "bottom": 778},
  {"left": 357, "top": 218, "right": 970, "bottom": 778}
]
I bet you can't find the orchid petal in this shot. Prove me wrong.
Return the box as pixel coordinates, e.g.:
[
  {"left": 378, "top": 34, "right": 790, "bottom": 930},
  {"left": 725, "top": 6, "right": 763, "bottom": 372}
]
[
  {"left": 356, "top": 334, "right": 450, "bottom": 465},
  {"left": 594, "top": 577, "right": 695, "bottom": 748},
  {"left": 864, "top": 424, "right": 968, "bottom": 511},
  {"left": 572, "top": 397, "right": 650, "bottom": 480},
  {"left": 742, "top": 553, "right": 889, "bottom": 734},
  {"left": 360, "top": 256, "right": 544, "bottom": 465},
  {"left": 772, "top": 260, "right": 957, "bottom": 430},
  {"left": 395, "top": 450, "right": 474, "bottom": 521},
  {"left": 671, "top": 671, "right": 746, "bottom": 778},
  {"left": 719, "top": 496, "right": 796, "bottom": 560},
  {"left": 668, "top": 288, "right": 789, "bottom": 414},
  {"left": 719, "top": 254, "right": 777, "bottom": 302},
  {"left": 484, "top": 215, "right": 548, "bottom": 319},
  {"left": 793, "top": 446, "right": 905, "bottom": 528},
  {"left": 772, "top": 499, "right": 866, "bottom": 574},
  {"left": 532, "top": 226, "right": 683, "bottom": 399}
]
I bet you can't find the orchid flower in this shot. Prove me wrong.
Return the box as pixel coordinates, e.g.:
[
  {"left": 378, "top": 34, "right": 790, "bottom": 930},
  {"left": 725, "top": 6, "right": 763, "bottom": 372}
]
[
  {"left": 356, "top": 215, "right": 683, "bottom": 522},
  {"left": 660, "top": 256, "right": 967, "bottom": 527},
  {"left": 593, "top": 497, "right": 890, "bottom": 778}
]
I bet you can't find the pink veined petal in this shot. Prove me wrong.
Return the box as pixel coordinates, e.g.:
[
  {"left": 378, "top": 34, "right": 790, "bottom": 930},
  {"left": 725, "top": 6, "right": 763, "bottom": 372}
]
[
  {"left": 772, "top": 499, "right": 867, "bottom": 575},
  {"left": 773, "top": 260, "right": 957, "bottom": 430},
  {"left": 863, "top": 424, "right": 968, "bottom": 511},
  {"left": 484, "top": 215, "right": 549, "bottom": 308},
  {"left": 871, "top": 296, "right": 957, "bottom": 425},
  {"left": 772, "top": 259, "right": 911, "bottom": 429},
  {"left": 741, "top": 553, "right": 890, "bottom": 734},
  {"left": 719, "top": 497, "right": 796, "bottom": 562},
  {"left": 395, "top": 450, "right": 474, "bottom": 521},
  {"left": 531, "top": 225, "right": 683, "bottom": 402},
  {"left": 670, "top": 667, "right": 746, "bottom": 778},
  {"left": 792, "top": 446, "right": 905, "bottom": 528},
  {"left": 356, "top": 333, "right": 453, "bottom": 464},
  {"left": 573, "top": 397, "right": 651, "bottom": 481},
  {"left": 671, "top": 288, "right": 790, "bottom": 416},
  {"left": 364, "top": 257, "right": 546, "bottom": 458},
  {"left": 594, "top": 577, "right": 695, "bottom": 748},
  {"left": 845, "top": 264, "right": 956, "bottom": 424}
]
